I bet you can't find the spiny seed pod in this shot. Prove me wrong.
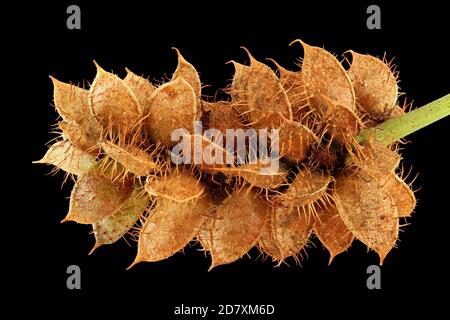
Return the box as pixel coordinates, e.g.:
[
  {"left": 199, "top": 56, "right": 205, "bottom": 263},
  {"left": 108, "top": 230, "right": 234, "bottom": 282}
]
[
  {"left": 37, "top": 42, "right": 426, "bottom": 269},
  {"left": 34, "top": 140, "right": 96, "bottom": 176},
  {"left": 128, "top": 169, "right": 213, "bottom": 267},
  {"left": 347, "top": 51, "right": 398, "bottom": 121},
  {"left": 334, "top": 172, "right": 399, "bottom": 264},
  {"left": 63, "top": 166, "right": 134, "bottom": 224},
  {"left": 277, "top": 118, "right": 318, "bottom": 163},
  {"left": 229, "top": 61, "right": 251, "bottom": 116},
  {"left": 221, "top": 161, "right": 288, "bottom": 190},
  {"left": 172, "top": 48, "right": 202, "bottom": 99},
  {"left": 129, "top": 194, "right": 214, "bottom": 267},
  {"left": 123, "top": 68, "right": 155, "bottom": 110},
  {"left": 297, "top": 40, "right": 356, "bottom": 113},
  {"left": 199, "top": 189, "right": 270, "bottom": 270},
  {"left": 384, "top": 173, "right": 416, "bottom": 217},
  {"left": 89, "top": 63, "right": 142, "bottom": 140},
  {"left": 313, "top": 201, "right": 354, "bottom": 264},
  {"left": 258, "top": 213, "right": 283, "bottom": 262},
  {"left": 144, "top": 77, "right": 197, "bottom": 147},
  {"left": 59, "top": 121, "right": 99, "bottom": 155},
  {"left": 50, "top": 77, "right": 101, "bottom": 143},
  {"left": 268, "top": 59, "right": 311, "bottom": 124},
  {"left": 260, "top": 205, "right": 313, "bottom": 265},
  {"left": 50, "top": 76, "right": 89, "bottom": 124},
  {"left": 129, "top": 197, "right": 207, "bottom": 267},
  {"left": 145, "top": 169, "right": 205, "bottom": 202},
  {"left": 100, "top": 140, "right": 159, "bottom": 177},
  {"left": 90, "top": 186, "right": 149, "bottom": 254},
  {"left": 231, "top": 49, "right": 293, "bottom": 128},
  {"left": 273, "top": 169, "right": 332, "bottom": 209},
  {"left": 318, "top": 95, "right": 363, "bottom": 146},
  {"left": 355, "top": 139, "right": 401, "bottom": 176},
  {"left": 273, "top": 206, "right": 314, "bottom": 264},
  {"left": 202, "top": 100, "right": 246, "bottom": 146}
]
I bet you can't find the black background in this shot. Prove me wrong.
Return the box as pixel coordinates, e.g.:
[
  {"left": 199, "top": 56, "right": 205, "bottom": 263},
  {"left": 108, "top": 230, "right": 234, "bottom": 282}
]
[{"left": 11, "top": 0, "right": 450, "bottom": 317}]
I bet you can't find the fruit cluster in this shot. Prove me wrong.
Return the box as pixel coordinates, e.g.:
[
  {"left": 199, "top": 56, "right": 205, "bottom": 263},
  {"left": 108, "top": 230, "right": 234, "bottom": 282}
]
[{"left": 36, "top": 41, "right": 416, "bottom": 270}]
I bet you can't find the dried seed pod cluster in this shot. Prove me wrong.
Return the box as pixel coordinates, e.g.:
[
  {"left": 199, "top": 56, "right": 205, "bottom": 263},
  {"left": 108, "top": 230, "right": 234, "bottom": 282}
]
[{"left": 36, "top": 41, "right": 416, "bottom": 269}]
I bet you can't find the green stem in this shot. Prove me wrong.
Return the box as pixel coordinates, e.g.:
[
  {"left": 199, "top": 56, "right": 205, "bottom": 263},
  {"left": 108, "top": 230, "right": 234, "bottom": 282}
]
[{"left": 356, "top": 93, "right": 450, "bottom": 145}]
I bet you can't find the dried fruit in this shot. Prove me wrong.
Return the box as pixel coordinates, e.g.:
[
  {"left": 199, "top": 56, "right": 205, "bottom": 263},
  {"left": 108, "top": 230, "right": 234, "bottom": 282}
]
[
  {"left": 230, "top": 49, "right": 293, "bottom": 128},
  {"left": 277, "top": 119, "right": 317, "bottom": 163},
  {"left": 89, "top": 62, "right": 142, "bottom": 139},
  {"left": 273, "top": 169, "right": 332, "bottom": 209},
  {"left": 172, "top": 48, "right": 202, "bottom": 99},
  {"left": 38, "top": 41, "right": 447, "bottom": 270},
  {"left": 347, "top": 51, "right": 398, "bottom": 121},
  {"left": 222, "top": 161, "right": 288, "bottom": 190},
  {"left": 314, "top": 202, "right": 354, "bottom": 264},
  {"left": 34, "top": 140, "right": 95, "bottom": 175},
  {"left": 298, "top": 40, "right": 355, "bottom": 113},
  {"left": 100, "top": 140, "right": 158, "bottom": 177},
  {"left": 63, "top": 166, "right": 134, "bottom": 224},
  {"left": 270, "top": 206, "right": 313, "bottom": 264},
  {"left": 129, "top": 194, "right": 213, "bottom": 266},
  {"left": 144, "top": 77, "right": 197, "bottom": 147},
  {"left": 268, "top": 59, "right": 310, "bottom": 123},
  {"left": 199, "top": 189, "right": 269, "bottom": 270},
  {"left": 334, "top": 172, "right": 399, "bottom": 264},
  {"left": 123, "top": 68, "right": 155, "bottom": 110},
  {"left": 91, "top": 186, "right": 149, "bottom": 253},
  {"left": 384, "top": 173, "right": 416, "bottom": 217}
]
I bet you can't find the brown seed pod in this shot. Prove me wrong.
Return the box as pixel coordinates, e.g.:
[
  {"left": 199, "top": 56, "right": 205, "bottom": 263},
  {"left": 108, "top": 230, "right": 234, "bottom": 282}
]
[
  {"left": 314, "top": 202, "right": 354, "bottom": 264},
  {"left": 190, "top": 133, "right": 235, "bottom": 173},
  {"left": 296, "top": 40, "right": 355, "bottom": 113},
  {"left": 144, "top": 77, "right": 197, "bottom": 147},
  {"left": 355, "top": 140, "right": 401, "bottom": 176},
  {"left": 318, "top": 95, "right": 363, "bottom": 146},
  {"left": 34, "top": 140, "right": 96, "bottom": 176},
  {"left": 90, "top": 186, "right": 149, "bottom": 254},
  {"left": 231, "top": 49, "right": 293, "bottom": 128},
  {"left": 221, "top": 161, "right": 288, "bottom": 190},
  {"left": 347, "top": 51, "right": 398, "bottom": 121},
  {"left": 384, "top": 174, "right": 416, "bottom": 217},
  {"left": 89, "top": 63, "right": 142, "bottom": 139},
  {"left": 258, "top": 210, "right": 283, "bottom": 261},
  {"left": 200, "top": 189, "right": 270, "bottom": 270},
  {"left": 229, "top": 61, "right": 251, "bottom": 116},
  {"left": 246, "top": 55, "right": 293, "bottom": 128},
  {"left": 271, "top": 205, "right": 313, "bottom": 264},
  {"left": 50, "top": 76, "right": 89, "bottom": 124},
  {"left": 129, "top": 192, "right": 214, "bottom": 267},
  {"left": 277, "top": 118, "right": 318, "bottom": 163},
  {"left": 273, "top": 169, "right": 332, "bottom": 208},
  {"left": 145, "top": 169, "right": 205, "bottom": 203},
  {"left": 39, "top": 44, "right": 420, "bottom": 269},
  {"left": 51, "top": 77, "right": 101, "bottom": 140},
  {"left": 59, "top": 121, "right": 99, "bottom": 155},
  {"left": 268, "top": 59, "right": 311, "bottom": 123},
  {"left": 100, "top": 140, "right": 159, "bottom": 177},
  {"left": 172, "top": 48, "right": 202, "bottom": 99},
  {"left": 168, "top": 133, "right": 234, "bottom": 174},
  {"left": 63, "top": 167, "right": 134, "bottom": 224},
  {"left": 123, "top": 68, "right": 155, "bottom": 111},
  {"left": 202, "top": 101, "right": 246, "bottom": 142},
  {"left": 334, "top": 172, "right": 399, "bottom": 264}
]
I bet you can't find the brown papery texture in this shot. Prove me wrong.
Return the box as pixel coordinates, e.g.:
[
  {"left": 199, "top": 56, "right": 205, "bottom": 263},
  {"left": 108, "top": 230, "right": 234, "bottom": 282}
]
[{"left": 37, "top": 42, "right": 418, "bottom": 269}]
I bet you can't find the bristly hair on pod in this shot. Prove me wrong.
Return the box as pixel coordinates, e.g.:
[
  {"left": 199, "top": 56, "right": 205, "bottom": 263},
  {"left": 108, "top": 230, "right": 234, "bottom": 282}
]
[{"left": 36, "top": 41, "right": 425, "bottom": 270}]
